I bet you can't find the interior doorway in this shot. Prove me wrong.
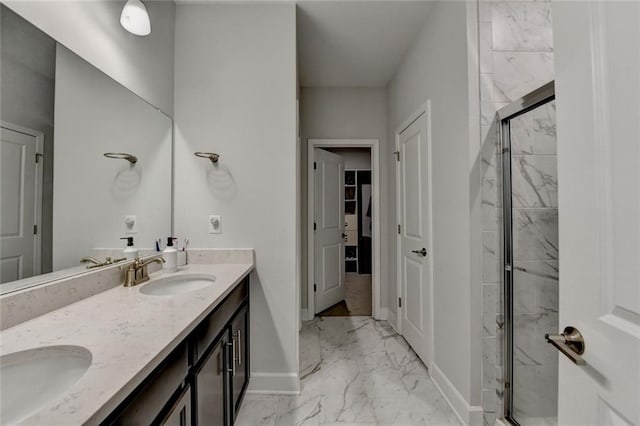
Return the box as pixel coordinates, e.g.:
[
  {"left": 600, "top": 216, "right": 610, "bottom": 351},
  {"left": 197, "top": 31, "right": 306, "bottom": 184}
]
[
  {"left": 394, "top": 101, "right": 433, "bottom": 368},
  {"left": 307, "top": 139, "right": 381, "bottom": 319}
]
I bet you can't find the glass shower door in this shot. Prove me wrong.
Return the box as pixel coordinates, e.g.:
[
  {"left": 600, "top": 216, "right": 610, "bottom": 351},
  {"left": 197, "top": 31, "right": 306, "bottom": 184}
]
[{"left": 502, "top": 85, "right": 559, "bottom": 426}]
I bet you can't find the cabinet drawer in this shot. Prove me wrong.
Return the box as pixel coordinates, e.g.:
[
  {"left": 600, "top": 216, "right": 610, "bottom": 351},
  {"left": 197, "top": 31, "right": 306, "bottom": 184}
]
[
  {"left": 194, "top": 278, "right": 248, "bottom": 362},
  {"left": 111, "top": 344, "right": 188, "bottom": 426}
]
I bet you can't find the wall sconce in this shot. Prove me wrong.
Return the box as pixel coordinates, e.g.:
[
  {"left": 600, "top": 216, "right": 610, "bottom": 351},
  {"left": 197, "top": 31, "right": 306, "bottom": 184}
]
[{"left": 120, "top": 0, "right": 151, "bottom": 36}]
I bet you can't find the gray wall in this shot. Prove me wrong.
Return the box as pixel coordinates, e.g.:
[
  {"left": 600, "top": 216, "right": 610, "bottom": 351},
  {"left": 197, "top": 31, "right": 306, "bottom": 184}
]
[
  {"left": 3, "top": 0, "right": 175, "bottom": 115},
  {"left": 173, "top": 3, "right": 299, "bottom": 392},
  {"left": 0, "top": 5, "right": 55, "bottom": 273},
  {"left": 387, "top": 0, "right": 481, "bottom": 413},
  {"left": 299, "top": 87, "right": 388, "bottom": 312}
]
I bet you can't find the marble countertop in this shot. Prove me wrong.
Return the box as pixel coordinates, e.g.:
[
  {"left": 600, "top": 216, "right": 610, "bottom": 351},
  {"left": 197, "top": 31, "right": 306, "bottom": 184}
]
[{"left": 0, "top": 263, "right": 254, "bottom": 425}]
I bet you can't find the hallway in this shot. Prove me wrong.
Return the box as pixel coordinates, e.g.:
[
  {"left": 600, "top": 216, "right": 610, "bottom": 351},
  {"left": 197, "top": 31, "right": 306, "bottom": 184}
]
[
  {"left": 236, "top": 317, "right": 459, "bottom": 425},
  {"left": 318, "top": 274, "right": 372, "bottom": 317}
]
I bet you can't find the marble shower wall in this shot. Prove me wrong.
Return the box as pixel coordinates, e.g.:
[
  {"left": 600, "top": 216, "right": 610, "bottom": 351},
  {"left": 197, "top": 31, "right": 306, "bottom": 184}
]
[
  {"left": 478, "top": 1, "right": 555, "bottom": 424},
  {"left": 511, "top": 101, "right": 558, "bottom": 424}
]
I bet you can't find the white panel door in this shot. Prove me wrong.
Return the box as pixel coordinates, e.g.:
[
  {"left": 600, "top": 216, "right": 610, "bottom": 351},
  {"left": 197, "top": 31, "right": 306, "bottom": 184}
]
[
  {"left": 0, "top": 126, "right": 39, "bottom": 284},
  {"left": 554, "top": 2, "right": 639, "bottom": 425},
  {"left": 314, "top": 148, "right": 345, "bottom": 313},
  {"left": 398, "top": 112, "right": 432, "bottom": 366}
]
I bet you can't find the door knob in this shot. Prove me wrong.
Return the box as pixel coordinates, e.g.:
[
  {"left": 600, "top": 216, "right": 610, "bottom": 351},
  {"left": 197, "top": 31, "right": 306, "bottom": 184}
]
[
  {"left": 411, "top": 248, "right": 427, "bottom": 257},
  {"left": 545, "top": 326, "right": 586, "bottom": 365}
]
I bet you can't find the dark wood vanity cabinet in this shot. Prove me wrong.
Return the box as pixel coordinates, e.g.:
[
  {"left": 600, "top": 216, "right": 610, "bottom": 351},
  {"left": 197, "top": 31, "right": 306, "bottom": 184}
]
[
  {"left": 103, "top": 277, "right": 250, "bottom": 426},
  {"left": 230, "top": 305, "right": 249, "bottom": 421},
  {"left": 194, "top": 335, "right": 228, "bottom": 425}
]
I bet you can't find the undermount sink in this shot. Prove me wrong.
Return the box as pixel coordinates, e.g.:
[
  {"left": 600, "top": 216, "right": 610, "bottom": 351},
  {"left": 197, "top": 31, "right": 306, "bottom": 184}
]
[
  {"left": 0, "top": 345, "right": 92, "bottom": 424},
  {"left": 140, "top": 273, "right": 217, "bottom": 296}
]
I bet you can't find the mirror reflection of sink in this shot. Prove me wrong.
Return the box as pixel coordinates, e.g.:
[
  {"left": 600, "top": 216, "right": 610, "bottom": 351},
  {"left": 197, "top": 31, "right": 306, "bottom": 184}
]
[
  {"left": 0, "top": 345, "right": 92, "bottom": 424},
  {"left": 139, "top": 274, "right": 217, "bottom": 296}
]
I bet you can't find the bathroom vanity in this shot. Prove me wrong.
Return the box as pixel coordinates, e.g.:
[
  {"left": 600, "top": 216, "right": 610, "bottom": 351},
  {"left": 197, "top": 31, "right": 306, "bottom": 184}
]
[
  {"left": 0, "top": 258, "right": 254, "bottom": 425},
  {"left": 104, "top": 276, "right": 249, "bottom": 426}
]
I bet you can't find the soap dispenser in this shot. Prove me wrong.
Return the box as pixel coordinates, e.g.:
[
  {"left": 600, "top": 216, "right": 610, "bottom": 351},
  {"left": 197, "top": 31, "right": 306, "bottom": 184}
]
[
  {"left": 120, "top": 237, "right": 139, "bottom": 260},
  {"left": 162, "top": 237, "right": 178, "bottom": 272}
]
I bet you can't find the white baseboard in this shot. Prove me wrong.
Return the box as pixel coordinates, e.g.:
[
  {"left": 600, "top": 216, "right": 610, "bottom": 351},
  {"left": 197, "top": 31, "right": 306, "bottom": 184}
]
[
  {"left": 246, "top": 372, "right": 300, "bottom": 396},
  {"left": 376, "top": 307, "right": 388, "bottom": 321},
  {"left": 387, "top": 308, "right": 398, "bottom": 332},
  {"left": 431, "top": 363, "right": 483, "bottom": 426},
  {"left": 300, "top": 309, "right": 308, "bottom": 327}
]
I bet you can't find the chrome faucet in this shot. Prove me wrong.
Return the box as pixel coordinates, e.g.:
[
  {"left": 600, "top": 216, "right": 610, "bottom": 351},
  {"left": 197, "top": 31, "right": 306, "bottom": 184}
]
[
  {"left": 120, "top": 256, "right": 165, "bottom": 287},
  {"left": 80, "top": 256, "right": 126, "bottom": 269}
]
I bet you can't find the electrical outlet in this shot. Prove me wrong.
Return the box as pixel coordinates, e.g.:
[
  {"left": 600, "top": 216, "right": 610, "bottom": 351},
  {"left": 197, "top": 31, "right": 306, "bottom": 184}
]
[
  {"left": 209, "top": 215, "right": 222, "bottom": 234},
  {"left": 124, "top": 215, "right": 137, "bottom": 234}
]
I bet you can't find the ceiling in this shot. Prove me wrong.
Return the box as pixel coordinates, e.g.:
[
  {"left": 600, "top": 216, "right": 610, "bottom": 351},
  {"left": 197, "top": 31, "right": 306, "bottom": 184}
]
[{"left": 297, "top": 1, "right": 433, "bottom": 87}]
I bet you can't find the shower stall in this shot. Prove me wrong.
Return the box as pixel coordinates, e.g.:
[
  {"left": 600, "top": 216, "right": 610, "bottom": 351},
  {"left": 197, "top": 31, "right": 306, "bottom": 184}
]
[{"left": 499, "top": 82, "right": 559, "bottom": 426}]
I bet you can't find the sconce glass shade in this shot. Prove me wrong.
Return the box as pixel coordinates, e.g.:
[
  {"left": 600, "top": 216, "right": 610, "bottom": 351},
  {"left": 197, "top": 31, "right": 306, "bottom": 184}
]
[{"left": 120, "top": 0, "right": 151, "bottom": 36}]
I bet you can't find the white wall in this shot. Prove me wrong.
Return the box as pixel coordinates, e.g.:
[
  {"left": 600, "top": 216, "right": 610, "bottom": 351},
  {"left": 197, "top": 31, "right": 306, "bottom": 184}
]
[
  {"left": 3, "top": 0, "right": 175, "bottom": 115},
  {"left": 299, "top": 87, "right": 388, "bottom": 312},
  {"left": 173, "top": 3, "right": 299, "bottom": 392},
  {"left": 387, "top": 1, "right": 482, "bottom": 422},
  {"left": 53, "top": 45, "right": 172, "bottom": 270}
]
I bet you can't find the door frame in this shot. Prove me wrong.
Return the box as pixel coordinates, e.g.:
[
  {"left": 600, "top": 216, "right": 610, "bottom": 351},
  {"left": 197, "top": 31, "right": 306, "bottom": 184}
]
[
  {"left": 1, "top": 120, "right": 45, "bottom": 276},
  {"left": 307, "top": 139, "right": 381, "bottom": 320},
  {"left": 394, "top": 100, "right": 434, "bottom": 365}
]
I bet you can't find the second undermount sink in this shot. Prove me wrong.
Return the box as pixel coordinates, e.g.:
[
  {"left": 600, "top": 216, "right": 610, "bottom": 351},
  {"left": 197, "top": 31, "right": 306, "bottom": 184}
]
[
  {"left": 140, "top": 273, "right": 217, "bottom": 296},
  {"left": 0, "top": 345, "right": 92, "bottom": 424}
]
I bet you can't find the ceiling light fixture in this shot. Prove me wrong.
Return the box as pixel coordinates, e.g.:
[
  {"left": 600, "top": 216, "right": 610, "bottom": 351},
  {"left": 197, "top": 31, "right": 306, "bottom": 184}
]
[{"left": 120, "top": 0, "right": 151, "bottom": 36}]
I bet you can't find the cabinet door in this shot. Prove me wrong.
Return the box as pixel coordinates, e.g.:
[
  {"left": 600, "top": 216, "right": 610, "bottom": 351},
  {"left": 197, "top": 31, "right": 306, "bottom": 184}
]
[
  {"left": 195, "top": 335, "right": 229, "bottom": 425},
  {"left": 162, "top": 387, "right": 191, "bottom": 426},
  {"left": 230, "top": 306, "right": 249, "bottom": 419}
]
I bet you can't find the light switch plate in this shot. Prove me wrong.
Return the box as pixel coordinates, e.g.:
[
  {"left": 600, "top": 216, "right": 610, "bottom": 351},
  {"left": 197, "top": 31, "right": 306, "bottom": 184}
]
[
  {"left": 124, "top": 215, "right": 137, "bottom": 234},
  {"left": 209, "top": 215, "right": 222, "bottom": 234}
]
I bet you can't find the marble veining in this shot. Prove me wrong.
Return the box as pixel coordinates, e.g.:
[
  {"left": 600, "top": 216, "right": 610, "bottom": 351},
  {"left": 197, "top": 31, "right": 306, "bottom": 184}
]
[
  {"left": 0, "top": 262, "right": 254, "bottom": 424},
  {"left": 510, "top": 101, "right": 558, "bottom": 422},
  {"left": 492, "top": 2, "right": 553, "bottom": 52},
  {"left": 511, "top": 156, "right": 558, "bottom": 208},
  {"left": 493, "top": 52, "right": 554, "bottom": 103},
  {"left": 236, "top": 317, "right": 460, "bottom": 426},
  {"left": 512, "top": 209, "right": 558, "bottom": 261}
]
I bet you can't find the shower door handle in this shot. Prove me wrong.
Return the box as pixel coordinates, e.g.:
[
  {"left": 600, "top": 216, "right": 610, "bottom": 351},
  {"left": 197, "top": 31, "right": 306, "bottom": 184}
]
[{"left": 545, "top": 326, "right": 586, "bottom": 365}]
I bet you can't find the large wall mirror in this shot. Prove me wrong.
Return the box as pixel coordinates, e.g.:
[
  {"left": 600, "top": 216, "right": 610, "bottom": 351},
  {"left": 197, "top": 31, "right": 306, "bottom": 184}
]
[{"left": 0, "top": 5, "right": 172, "bottom": 294}]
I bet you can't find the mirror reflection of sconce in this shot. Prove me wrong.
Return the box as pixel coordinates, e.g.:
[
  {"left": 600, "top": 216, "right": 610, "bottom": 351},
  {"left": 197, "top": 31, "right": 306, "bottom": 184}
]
[
  {"left": 195, "top": 152, "right": 220, "bottom": 164},
  {"left": 104, "top": 152, "right": 138, "bottom": 164}
]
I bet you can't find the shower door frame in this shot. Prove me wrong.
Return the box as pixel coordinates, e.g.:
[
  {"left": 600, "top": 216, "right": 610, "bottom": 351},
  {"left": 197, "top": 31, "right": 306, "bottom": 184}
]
[{"left": 497, "top": 81, "right": 555, "bottom": 425}]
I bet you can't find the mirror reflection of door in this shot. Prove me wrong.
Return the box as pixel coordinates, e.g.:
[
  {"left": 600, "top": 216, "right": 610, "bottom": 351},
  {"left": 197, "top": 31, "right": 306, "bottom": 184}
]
[{"left": 0, "top": 125, "right": 43, "bottom": 283}]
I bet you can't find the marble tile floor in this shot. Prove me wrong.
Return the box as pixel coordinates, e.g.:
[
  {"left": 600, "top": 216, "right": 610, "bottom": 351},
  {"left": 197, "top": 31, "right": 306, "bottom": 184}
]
[{"left": 236, "top": 317, "right": 461, "bottom": 426}]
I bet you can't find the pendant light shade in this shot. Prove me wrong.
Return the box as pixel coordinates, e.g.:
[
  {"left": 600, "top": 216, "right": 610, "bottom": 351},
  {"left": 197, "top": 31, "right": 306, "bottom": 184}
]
[{"left": 120, "top": 0, "right": 151, "bottom": 36}]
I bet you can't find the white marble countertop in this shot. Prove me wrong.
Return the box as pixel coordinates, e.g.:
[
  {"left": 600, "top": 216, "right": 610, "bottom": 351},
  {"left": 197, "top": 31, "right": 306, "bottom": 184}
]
[{"left": 0, "top": 263, "right": 254, "bottom": 425}]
